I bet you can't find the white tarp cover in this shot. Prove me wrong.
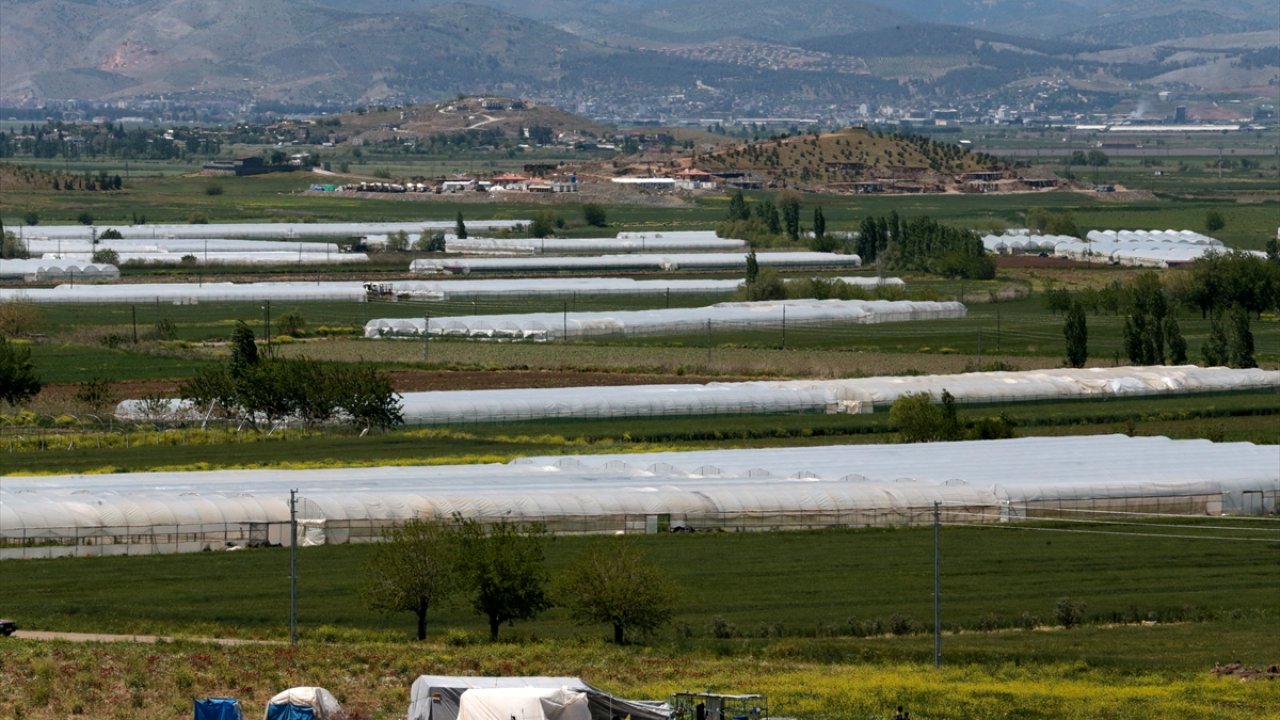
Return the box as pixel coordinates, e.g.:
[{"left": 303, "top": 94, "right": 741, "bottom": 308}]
[
  {"left": 411, "top": 251, "right": 859, "bottom": 275},
  {"left": 445, "top": 234, "right": 747, "bottom": 254},
  {"left": 2, "top": 276, "right": 903, "bottom": 305},
  {"left": 114, "top": 365, "right": 1278, "bottom": 426},
  {"left": 25, "top": 238, "right": 343, "bottom": 255},
  {"left": 265, "top": 687, "right": 345, "bottom": 720},
  {"left": 4, "top": 435, "right": 1276, "bottom": 558},
  {"left": 365, "top": 299, "right": 962, "bottom": 340},
  {"left": 457, "top": 688, "right": 589, "bottom": 720},
  {"left": 20, "top": 220, "right": 527, "bottom": 241},
  {"left": 44, "top": 251, "right": 368, "bottom": 266},
  {"left": 0, "top": 259, "right": 120, "bottom": 281},
  {"left": 407, "top": 676, "right": 668, "bottom": 720}
]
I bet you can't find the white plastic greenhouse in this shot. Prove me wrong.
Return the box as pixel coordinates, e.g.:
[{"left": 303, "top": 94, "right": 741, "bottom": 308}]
[
  {"left": 43, "top": 251, "right": 369, "bottom": 266},
  {"left": 25, "top": 237, "right": 344, "bottom": 256},
  {"left": 410, "top": 251, "right": 859, "bottom": 275},
  {"left": 364, "top": 299, "right": 962, "bottom": 340},
  {"left": 3, "top": 435, "right": 1275, "bottom": 558},
  {"left": 18, "top": 220, "right": 528, "bottom": 241},
  {"left": 114, "top": 365, "right": 1274, "bottom": 427},
  {"left": 0, "top": 259, "right": 120, "bottom": 282},
  {"left": 0, "top": 276, "right": 904, "bottom": 305},
  {"left": 440, "top": 234, "right": 747, "bottom": 254}
]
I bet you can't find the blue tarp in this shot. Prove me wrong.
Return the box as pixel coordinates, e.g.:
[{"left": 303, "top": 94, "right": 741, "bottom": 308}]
[
  {"left": 194, "top": 698, "right": 242, "bottom": 720},
  {"left": 266, "top": 704, "right": 317, "bottom": 720}
]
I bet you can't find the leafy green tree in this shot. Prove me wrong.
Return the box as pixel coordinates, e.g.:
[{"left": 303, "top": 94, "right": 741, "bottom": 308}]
[
  {"left": 0, "top": 337, "right": 42, "bottom": 406},
  {"left": 778, "top": 192, "right": 802, "bottom": 242},
  {"left": 740, "top": 267, "right": 787, "bottom": 301},
  {"left": 363, "top": 518, "right": 460, "bottom": 641},
  {"left": 91, "top": 248, "right": 120, "bottom": 265},
  {"left": 1201, "top": 311, "right": 1229, "bottom": 366},
  {"left": 334, "top": 364, "right": 404, "bottom": 431},
  {"left": 229, "top": 320, "right": 260, "bottom": 378},
  {"left": 581, "top": 204, "right": 607, "bottom": 228},
  {"left": 385, "top": 230, "right": 410, "bottom": 252},
  {"left": 744, "top": 251, "right": 759, "bottom": 285},
  {"left": 1063, "top": 301, "right": 1088, "bottom": 368},
  {"left": 1226, "top": 305, "right": 1256, "bottom": 369},
  {"left": 23, "top": 210, "right": 39, "bottom": 226},
  {"left": 455, "top": 517, "right": 552, "bottom": 641},
  {"left": 1163, "top": 316, "right": 1187, "bottom": 365},
  {"left": 558, "top": 542, "right": 676, "bottom": 644},
  {"left": 416, "top": 231, "right": 446, "bottom": 252},
  {"left": 97, "top": 228, "right": 123, "bottom": 240},
  {"left": 1204, "top": 210, "right": 1225, "bottom": 234},
  {"left": 178, "top": 366, "right": 238, "bottom": 421},
  {"left": 889, "top": 390, "right": 962, "bottom": 443},
  {"left": 726, "top": 190, "right": 749, "bottom": 221},
  {"left": 455, "top": 212, "right": 468, "bottom": 240},
  {"left": 2, "top": 231, "right": 29, "bottom": 259},
  {"left": 529, "top": 210, "right": 556, "bottom": 239}
]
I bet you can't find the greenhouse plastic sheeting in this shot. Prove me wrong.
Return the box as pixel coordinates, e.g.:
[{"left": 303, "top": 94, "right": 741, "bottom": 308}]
[
  {"left": 42, "top": 251, "right": 368, "bottom": 266},
  {"left": 18, "top": 220, "right": 528, "bottom": 241},
  {"left": 26, "top": 238, "right": 343, "bottom": 255},
  {"left": 3, "top": 436, "right": 1276, "bottom": 558},
  {"left": 0, "top": 259, "right": 119, "bottom": 281},
  {"left": 365, "top": 298, "right": 961, "bottom": 340},
  {"left": 442, "top": 235, "right": 747, "bottom": 254},
  {"left": 410, "top": 251, "right": 859, "bottom": 275},
  {"left": 1053, "top": 241, "right": 1215, "bottom": 267},
  {"left": 1086, "top": 229, "right": 1223, "bottom": 246},
  {"left": 114, "top": 365, "right": 1278, "bottom": 426}
]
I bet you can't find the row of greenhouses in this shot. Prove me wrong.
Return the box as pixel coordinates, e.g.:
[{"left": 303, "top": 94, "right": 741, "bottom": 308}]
[
  {"left": 13, "top": 219, "right": 529, "bottom": 240},
  {"left": 114, "top": 365, "right": 1275, "bottom": 426},
  {"left": 3, "top": 435, "right": 1275, "bottom": 558},
  {"left": 410, "top": 251, "right": 860, "bottom": 275},
  {"left": 363, "top": 298, "right": 961, "bottom": 340}
]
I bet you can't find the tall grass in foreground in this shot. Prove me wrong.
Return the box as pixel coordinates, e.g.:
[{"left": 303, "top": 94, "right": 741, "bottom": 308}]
[{"left": 1, "top": 635, "right": 1275, "bottom": 720}]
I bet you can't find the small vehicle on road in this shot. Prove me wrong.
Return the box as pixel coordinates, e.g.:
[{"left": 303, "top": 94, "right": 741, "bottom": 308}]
[{"left": 0, "top": 619, "right": 17, "bottom": 636}]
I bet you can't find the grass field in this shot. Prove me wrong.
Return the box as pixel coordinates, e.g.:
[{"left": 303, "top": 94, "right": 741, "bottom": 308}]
[{"left": 3, "top": 522, "right": 1278, "bottom": 719}]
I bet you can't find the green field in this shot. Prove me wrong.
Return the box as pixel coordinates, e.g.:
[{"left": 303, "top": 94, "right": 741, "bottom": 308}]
[
  {"left": 3, "top": 521, "right": 1278, "bottom": 719},
  {"left": 7, "top": 520, "right": 1278, "bottom": 650}
]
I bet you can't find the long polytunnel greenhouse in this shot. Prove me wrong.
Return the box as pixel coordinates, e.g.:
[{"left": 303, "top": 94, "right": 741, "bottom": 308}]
[
  {"left": 114, "top": 365, "right": 1280, "bottom": 425},
  {"left": 424, "top": 234, "right": 748, "bottom": 254},
  {"left": 3, "top": 435, "right": 1275, "bottom": 559},
  {"left": 411, "top": 251, "right": 860, "bottom": 275},
  {"left": 0, "top": 259, "right": 119, "bottom": 282},
  {"left": 364, "top": 298, "right": 961, "bottom": 341},
  {"left": 25, "top": 237, "right": 345, "bottom": 255},
  {"left": 15, "top": 220, "right": 529, "bottom": 241},
  {"left": 46, "top": 251, "right": 369, "bottom": 266},
  {"left": 0, "top": 276, "right": 904, "bottom": 305}
]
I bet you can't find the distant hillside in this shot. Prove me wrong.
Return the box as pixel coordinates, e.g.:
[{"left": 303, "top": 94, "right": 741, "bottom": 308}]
[
  {"left": 2, "top": 0, "right": 1274, "bottom": 110},
  {"left": 691, "top": 128, "right": 1005, "bottom": 192},
  {"left": 334, "top": 96, "right": 615, "bottom": 144}
]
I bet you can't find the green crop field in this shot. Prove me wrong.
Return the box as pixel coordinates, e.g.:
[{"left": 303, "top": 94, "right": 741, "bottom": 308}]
[{"left": 4, "top": 521, "right": 1278, "bottom": 719}]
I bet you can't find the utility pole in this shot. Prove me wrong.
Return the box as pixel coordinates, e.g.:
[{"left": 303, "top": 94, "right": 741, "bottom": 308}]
[
  {"left": 933, "top": 500, "right": 942, "bottom": 668},
  {"left": 290, "top": 489, "right": 298, "bottom": 646},
  {"left": 706, "top": 319, "right": 712, "bottom": 366},
  {"left": 422, "top": 313, "right": 430, "bottom": 362},
  {"left": 781, "top": 305, "right": 787, "bottom": 350}
]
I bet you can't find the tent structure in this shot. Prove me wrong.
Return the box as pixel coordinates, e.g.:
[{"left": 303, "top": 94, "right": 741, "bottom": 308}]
[
  {"left": 19, "top": 220, "right": 528, "bottom": 241},
  {"left": 195, "top": 698, "right": 243, "bottom": 720},
  {"left": 264, "top": 687, "right": 344, "bottom": 720},
  {"left": 457, "top": 688, "right": 589, "bottom": 720},
  {"left": 407, "top": 676, "right": 669, "bottom": 720}
]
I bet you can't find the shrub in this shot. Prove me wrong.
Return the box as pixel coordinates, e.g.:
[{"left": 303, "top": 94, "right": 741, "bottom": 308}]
[
  {"left": 91, "top": 248, "right": 120, "bottom": 265},
  {"left": 74, "top": 378, "right": 116, "bottom": 412},
  {"left": 1055, "top": 597, "right": 1086, "bottom": 629},
  {"left": 276, "top": 312, "right": 306, "bottom": 338},
  {"left": 204, "top": 183, "right": 224, "bottom": 196}
]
